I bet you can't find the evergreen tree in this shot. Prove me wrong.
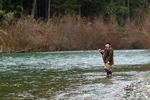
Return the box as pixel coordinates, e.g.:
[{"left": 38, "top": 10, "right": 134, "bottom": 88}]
[{"left": 0, "top": 0, "right": 148, "bottom": 24}]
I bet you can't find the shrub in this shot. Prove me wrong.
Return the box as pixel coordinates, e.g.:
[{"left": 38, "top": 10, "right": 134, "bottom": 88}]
[
  {"left": 130, "top": 41, "right": 142, "bottom": 49},
  {"left": 0, "top": 10, "right": 4, "bottom": 19},
  {"left": 1, "top": 12, "right": 15, "bottom": 26},
  {"left": 14, "top": 5, "right": 24, "bottom": 18},
  {"left": 0, "top": 13, "right": 149, "bottom": 53}
]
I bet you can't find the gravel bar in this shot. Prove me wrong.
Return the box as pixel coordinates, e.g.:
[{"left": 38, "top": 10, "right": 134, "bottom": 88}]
[{"left": 123, "top": 72, "right": 150, "bottom": 100}]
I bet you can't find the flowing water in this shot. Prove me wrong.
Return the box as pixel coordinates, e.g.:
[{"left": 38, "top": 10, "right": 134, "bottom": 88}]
[{"left": 0, "top": 50, "right": 150, "bottom": 100}]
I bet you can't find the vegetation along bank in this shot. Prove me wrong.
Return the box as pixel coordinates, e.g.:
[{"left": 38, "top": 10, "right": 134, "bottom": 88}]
[{"left": 0, "top": 0, "right": 150, "bottom": 53}]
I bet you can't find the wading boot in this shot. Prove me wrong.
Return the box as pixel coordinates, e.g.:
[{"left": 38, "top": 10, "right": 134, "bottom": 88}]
[{"left": 107, "top": 72, "right": 109, "bottom": 77}]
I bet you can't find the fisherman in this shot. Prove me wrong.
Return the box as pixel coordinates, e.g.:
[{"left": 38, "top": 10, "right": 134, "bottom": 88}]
[{"left": 98, "top": 42, "right": 114, "bottom": 77}]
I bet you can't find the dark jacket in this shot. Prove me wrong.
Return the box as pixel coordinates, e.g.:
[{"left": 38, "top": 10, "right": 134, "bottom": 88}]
[{"left": 101, "top": 46, "right": 114, "bottom": 65}]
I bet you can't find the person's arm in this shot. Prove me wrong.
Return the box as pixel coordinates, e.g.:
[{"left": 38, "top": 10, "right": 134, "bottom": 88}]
[
  {"left": 98, "top": 49, "right": 104, "bottom": 55},
  {"left": 107, "top": 48, "right": 113, "bottom": 64}
]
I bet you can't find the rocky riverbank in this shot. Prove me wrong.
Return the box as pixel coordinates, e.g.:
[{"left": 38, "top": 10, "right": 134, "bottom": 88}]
[{"left": 123, "top": 72, "right": 150, "bottom": 99}]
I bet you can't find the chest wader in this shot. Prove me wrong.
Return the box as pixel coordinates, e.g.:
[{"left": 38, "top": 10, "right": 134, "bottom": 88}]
[
  {"left": 104, "top": 63, "right": 112, "bottom": 76},
  {"left": 105, "top": 69, "right": 112, "bottom": 76}
]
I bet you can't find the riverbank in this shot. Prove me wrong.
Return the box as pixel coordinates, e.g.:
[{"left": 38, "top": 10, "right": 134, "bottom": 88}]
[
  {"left": 123, "top": 72, "right": 150, "bottom": 99},
  {"left": 0, "top": 13, "right": 150, "bottom": 53}
]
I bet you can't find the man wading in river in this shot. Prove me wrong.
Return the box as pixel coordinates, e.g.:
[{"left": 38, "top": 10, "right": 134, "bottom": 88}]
[{"left": 98, "top": 42, "right": 114, "bottom": 77}]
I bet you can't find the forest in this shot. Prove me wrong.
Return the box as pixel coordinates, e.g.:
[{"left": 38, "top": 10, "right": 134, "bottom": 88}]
[{"left": 0, "top": 0, "right": 150, "bottom": 53}]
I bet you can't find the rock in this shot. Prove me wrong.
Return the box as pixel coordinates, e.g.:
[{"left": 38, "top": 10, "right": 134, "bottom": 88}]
[
  {"left": 147, "top": 89, "right": 150, "bottom": 92},
  {"left": 124, "top": 85, "right": 133, "bottom": 91},
  {"left": 123, "top": 72, "right": 150, "bottom": 99},
  {"left": 85, "top": 96, "right": 91, "bottom": 99},
  {"left": 145, "top": 95, "right": 148, "bottom": 98},
  {"left": 145, "top": 85, "right": 150, "bottom": 88}
]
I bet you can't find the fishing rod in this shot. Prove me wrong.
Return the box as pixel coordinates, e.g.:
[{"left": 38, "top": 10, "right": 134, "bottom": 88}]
[{"left": 96, "top": 47, "right": 103, "bottom": 53}]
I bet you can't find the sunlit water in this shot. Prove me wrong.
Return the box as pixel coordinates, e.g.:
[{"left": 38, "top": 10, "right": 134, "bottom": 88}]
[{"left": 0, "top": 50, "right": 150, "bottom": 100}]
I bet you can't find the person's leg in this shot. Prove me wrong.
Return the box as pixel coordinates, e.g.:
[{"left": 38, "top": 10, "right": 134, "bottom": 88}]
[
  {"left": 104, "top": 63, "right": 109, "bottom": 77},
  {"left": 108, "top": 71, "right": 112, "bottom": 77},
  {"left": 104, "top": 69, "right": 109, "bottom": 77},
  {"left": 108, "top": 64, "right": 112, "bottom": 77},
  {"left": 104, "top": 63, "right": 112, "bottom": 77}
]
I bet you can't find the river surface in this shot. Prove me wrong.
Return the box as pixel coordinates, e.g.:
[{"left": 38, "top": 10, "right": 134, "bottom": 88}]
[{"left": 0, "top": 50, "right": 150, "bottom": 100}]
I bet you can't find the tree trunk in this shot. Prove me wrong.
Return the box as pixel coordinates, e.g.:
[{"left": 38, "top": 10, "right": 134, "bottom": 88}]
[
  {"left": 21, "top": 0, "right": 23, "bottom": 6},
  {"left": 145, "top": 0, "right": 148, "bottom": 6},
  {"left": 121, "top": 0, "right": 126, "bottom": 25},
  {"left": 48, "top": 0, "right": 51, "bottom": 19},
  {"left": 79, "top": 0, "right": 81, "bottom": 17},
  {"left": 45, "top": 0, "right": 47, "bottom": 19},
  {"left": 0, "top": 0, "right": 2, "bottom": 10},
  {"left": 39, "top": 0, "right": 41, "bottom": 18},
  {"left": 127, "top": 0, "right": 130, "bottom": 21},
  {"left": 31, "top": 0, "right": 37, "bottom": 16},
  {"left": 35, "top": 1, "right": 38, "bottom": 19}
]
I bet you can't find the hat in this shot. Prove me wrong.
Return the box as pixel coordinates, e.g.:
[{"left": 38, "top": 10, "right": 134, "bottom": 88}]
[{"left": 105, "top": 42, "right": 110, "bottom": 45}]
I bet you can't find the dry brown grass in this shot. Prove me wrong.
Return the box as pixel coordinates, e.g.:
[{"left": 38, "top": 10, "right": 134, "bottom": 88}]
[
  {"left": 140, "top": 4, "right": 150, "bottom": 48},
  {"left": 0, "top": 13, "right": 149, "bottom": 53}
]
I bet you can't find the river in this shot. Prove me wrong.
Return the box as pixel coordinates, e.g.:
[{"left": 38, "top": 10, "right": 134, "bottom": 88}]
[{"left": 0, "top": 50, "right": 150, "bottom": 100}]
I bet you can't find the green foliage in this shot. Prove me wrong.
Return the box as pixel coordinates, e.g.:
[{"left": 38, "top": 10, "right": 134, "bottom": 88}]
[
  {"left": 16, "top": 5, "right": 24, "bottom": 12},
  {"left": 51, "top": 0, "right": 79, "bottom": 16},
  {"left": 0, "top": 10, "right": 4, "bottom": 18},
  {"left": 0, "top": 0, "right": 148, "bottom": 25},
  {"left": 130, "top": 0, "right": 146, "bottom": 18},
  {"left": 1, "top": 12, "right": 14, "bottom": 26},
  {"left": 3, "top": 12, "right": 14, "bottom": 22},
  {"left": 0, "top": 0, "right": 2, "bottom": 10},
  {"left": 14, "top": 5, "right": 24, "bottom": 18},
  {"left": 65, "top": 8, "right": 76, "bottom": 16},
  {"left": 103, "top": 1, "right": 129, "bottom": 16},
  {"left": 117, "top": 7, "right": 128, "bottom": 14},
  {"left": 2, "top": 0, "right": 14, "bottom": 13},
  {"left": 81, "top": 0, "right": 102, "bottom": 17}
]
